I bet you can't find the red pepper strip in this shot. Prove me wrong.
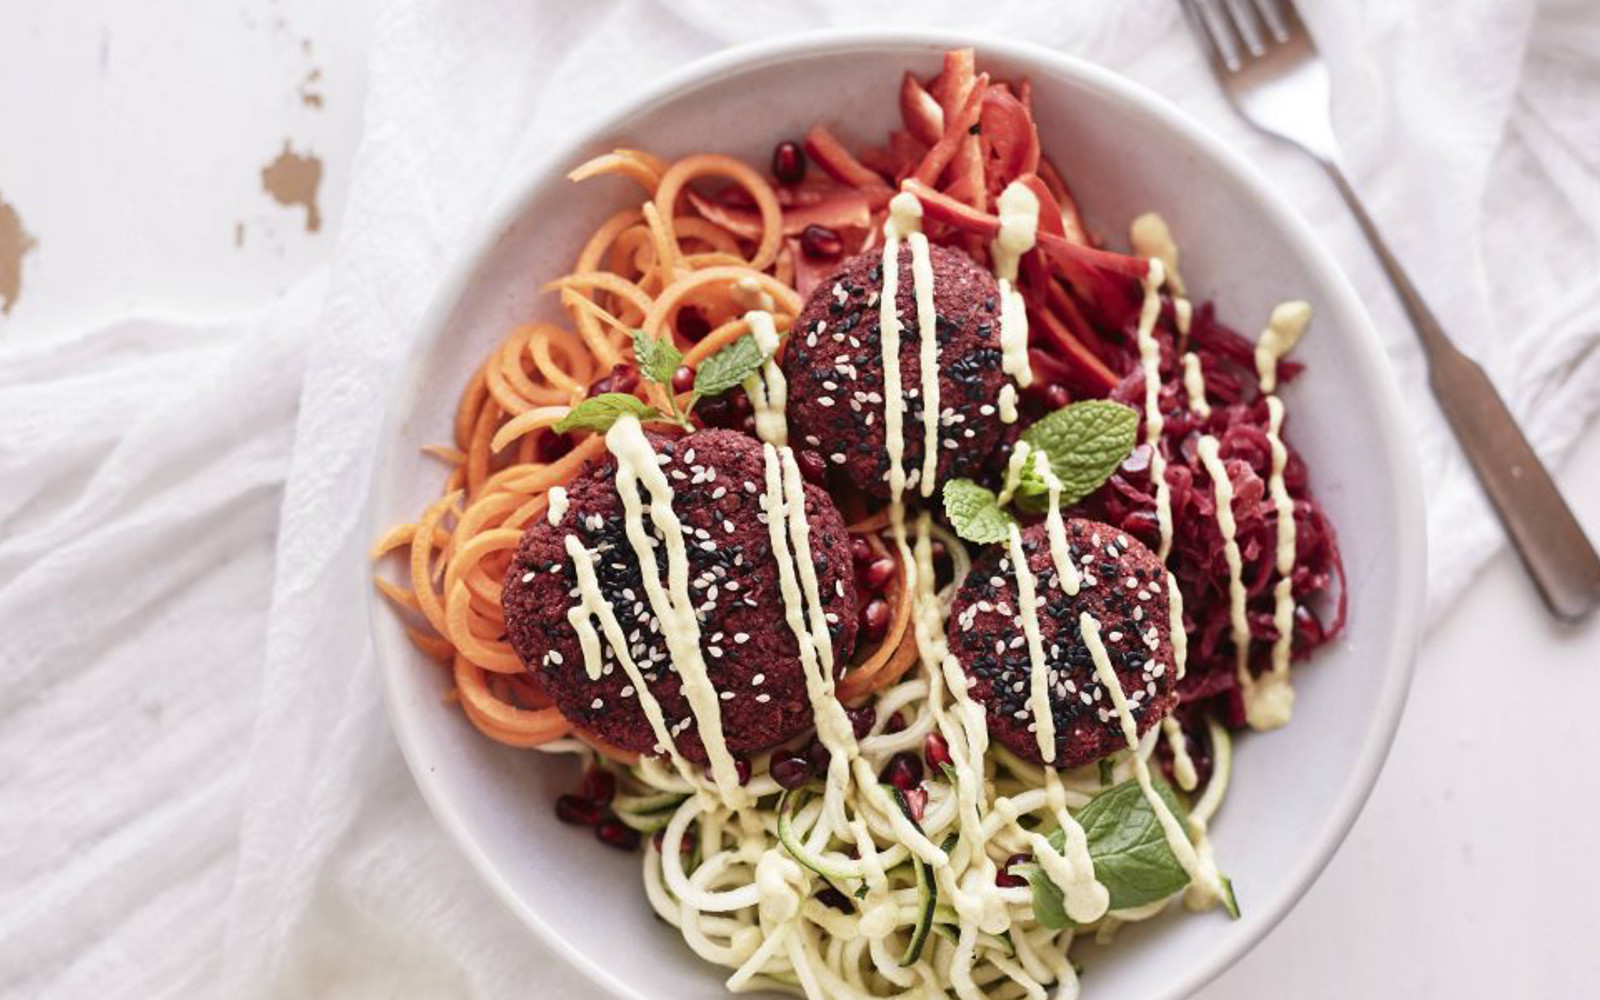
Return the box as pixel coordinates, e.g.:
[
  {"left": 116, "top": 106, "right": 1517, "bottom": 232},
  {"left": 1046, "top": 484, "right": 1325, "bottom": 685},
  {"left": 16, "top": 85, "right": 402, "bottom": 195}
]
[
  {"left": 1036, "top": 156, "right": 1090, "bottom": 246},
  {"left": 804, "top": 125, "right": 894, "bottom": 208},
  {"left": 887, "top": 130, "right": 928, "bottom": 182},
  {"left": 1027, "top": 301, "right": 1119, "bottom": 393},
  {"left": 899, "top": 71, "right": 944, "bottom": 146},
  {"left": 901, "top": 177, "right": 999, "bottom": 238},
  {"left": 913, "top": 74, "right": 990, "bottom": 188},
  {"left": 902, "top": 178, "right": 1148, "bottom": 280},
  {"left": 979, "top": 88, "right": 1040, "bottom": 187},
  {"left": 1043, "top": 272, "right": 1121, "bottom": 363},
  {"left": 686, "top": 188, "right": 872, "bottom": 241},
  {"left": 932, "top": 48, "right": 976, "bottom": 118}
]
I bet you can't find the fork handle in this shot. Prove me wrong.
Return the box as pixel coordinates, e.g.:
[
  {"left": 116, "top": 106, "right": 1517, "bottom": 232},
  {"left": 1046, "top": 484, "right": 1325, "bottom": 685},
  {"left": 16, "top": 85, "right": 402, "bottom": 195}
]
[{"left": 1318, "top": 161, "right": 1600, "bottom": 622}]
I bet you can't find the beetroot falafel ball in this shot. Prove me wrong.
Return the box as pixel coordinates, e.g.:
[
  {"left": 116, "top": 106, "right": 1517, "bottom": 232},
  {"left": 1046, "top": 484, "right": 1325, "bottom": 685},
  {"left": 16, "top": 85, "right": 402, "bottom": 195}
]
[
  {"left": 502, "top": 429, "right": 859, "bottom": 762},
  {"left": 783, "top": 244, "right": 1009, "bottom": 497},
  {"left": 948, "top": 519, "right": 1179, "bottom": 770}
]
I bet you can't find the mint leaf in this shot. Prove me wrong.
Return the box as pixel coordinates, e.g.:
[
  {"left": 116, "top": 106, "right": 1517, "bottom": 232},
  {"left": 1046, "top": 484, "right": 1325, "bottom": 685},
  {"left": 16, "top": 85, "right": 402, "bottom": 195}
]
[
  {"left": 693, "top": 334, "right": 764, "bottom": 398},
  {"left": 1056, "top": 776, "right": 1192, "bottom": 910},
  {"left": 553, "top": 393, "right": 658, "bottom": 434},
  {"left": 942, "top": 478, "right": 1018, "bottom": 546},
  {"left": 1016, "top": 862, "right": 1070, "bottom": 930},
  {"left": 1015, "top": 401, "right": 1140, "bottom": 511},
  {"left": 632, "top": 330, "right": 683, "bottom": 387}
]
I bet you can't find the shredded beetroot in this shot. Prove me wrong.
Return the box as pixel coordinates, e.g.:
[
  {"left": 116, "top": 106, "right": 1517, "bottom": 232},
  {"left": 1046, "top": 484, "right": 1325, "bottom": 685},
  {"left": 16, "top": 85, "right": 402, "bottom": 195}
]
[{"left": 1078, "top": 303, "right": 1347, "bottom": 729}]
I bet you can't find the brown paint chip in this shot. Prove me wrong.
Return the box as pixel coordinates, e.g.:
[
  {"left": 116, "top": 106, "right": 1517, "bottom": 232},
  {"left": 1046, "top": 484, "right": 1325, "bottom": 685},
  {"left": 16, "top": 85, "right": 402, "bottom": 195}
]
[
  {"left": 0, "top": 194, "right": 37, "bottom": 315},
  {"left": 260, "top": 140, "right": 323, "bottom": 233}
]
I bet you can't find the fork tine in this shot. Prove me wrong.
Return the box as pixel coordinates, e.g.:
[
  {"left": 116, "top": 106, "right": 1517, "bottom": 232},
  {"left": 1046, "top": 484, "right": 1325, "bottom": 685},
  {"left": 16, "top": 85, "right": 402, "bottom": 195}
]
[
  {"left": 1250, "top": 0, "right": 1291, "bottom": 43},
  {"left": 1222, "top": 0, "right": 1267, "bottom": 56},
  {"left": 1183, "top": 0, "right": 1244, "bottom": 73}
]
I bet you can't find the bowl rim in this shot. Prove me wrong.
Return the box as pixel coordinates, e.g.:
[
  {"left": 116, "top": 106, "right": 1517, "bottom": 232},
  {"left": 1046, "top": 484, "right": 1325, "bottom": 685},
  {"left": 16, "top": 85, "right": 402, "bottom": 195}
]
[{"left": 366, "top": 26, "right": 1427, "bottom": 1000}]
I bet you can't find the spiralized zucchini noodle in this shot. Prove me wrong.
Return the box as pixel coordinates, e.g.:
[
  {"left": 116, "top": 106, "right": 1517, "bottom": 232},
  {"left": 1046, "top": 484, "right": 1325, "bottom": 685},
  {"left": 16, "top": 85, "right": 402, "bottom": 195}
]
[{"left": 372, "top": 46, "right": 1343, "bottom": 1000}]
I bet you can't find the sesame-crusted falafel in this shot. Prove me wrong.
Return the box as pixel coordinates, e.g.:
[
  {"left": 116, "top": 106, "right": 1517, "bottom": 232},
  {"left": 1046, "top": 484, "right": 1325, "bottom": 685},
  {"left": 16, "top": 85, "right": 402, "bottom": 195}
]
[
  {"left": 783, "top": 244, "right": 1010, "bottom": 497},
  {"left": 502, "top": 429, "right": 859, "bottom": 762},
  {"left": 948, "top": 519, "right": 1179, "bottom": 770}
]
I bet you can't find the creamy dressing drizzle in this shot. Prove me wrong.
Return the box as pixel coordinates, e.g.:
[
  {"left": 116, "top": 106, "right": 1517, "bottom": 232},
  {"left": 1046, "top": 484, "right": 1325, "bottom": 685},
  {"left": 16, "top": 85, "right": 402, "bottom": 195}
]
[
  {"left": 563, "top": 533, "right": 698, "bottom": 784},
  {"left": 1080, "top": 612, "right": 1224, "bottom": 906},
  {"left": 1254, "top": 300, "right": 1310, "bottom": 394},
  {"left": 760, "top": 443, "right": 857, "bottom": 827},
  {"left": 1196, "top": 435, "right": 1252, "bottom": 717},
  {"left": 1129, "top": 212, "right": 1185, "bottom": 298},
  {"left": 997, "top": 383, "right": 1019, "bottom": 424},
  {"left": 906, "top": 228, "right": 942, "bottom": 497},
  {"left": 1162, "top": 716, "right": 1199, "bottom": 792},
  {"left": 1252, "top": 383, "right": 1299, "bottom": 729},
  {"left": 1181, "top": 353, "right": 1210, "bottom": 418},
  {"left": 546, "top": 485, "right": 569, "bottom": 526},
  {"left": 1008, "top": 521, "right": 1053, "bottom": 762},
  {"left": 1133, "top": 259, "right": 1174, "bottom": 561},
  {"left": 605, "top": 415, "right": 745, "bottom": 805},
  {"left": 1025, "top": 452, "right": 1108, "bottom": 922},
  {"left": 742, "top": 309, "right": 788, "bottom": 447},
  {"left": 993, "top": 182, "right": 1039, "bottom": 394}
]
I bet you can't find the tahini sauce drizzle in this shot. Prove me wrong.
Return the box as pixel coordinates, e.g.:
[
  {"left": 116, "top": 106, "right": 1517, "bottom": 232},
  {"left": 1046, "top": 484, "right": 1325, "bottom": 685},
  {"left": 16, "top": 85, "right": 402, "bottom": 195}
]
[
  {"left": 546, "top": 485, "right": 569, "bottom": 525},
  {"left": 741, "top": 309, "right": 788, "bottom": 447},
  {"left": 1248, "top": 301, "right": 1311, "bottom": 729},
  {"left": 993, "top": 182, "right": 1039, "bottom": 398},
  {"left": 1196, "top": 434, "right": 1252, "bottom": 720},
  {"left": 1254, "top": 300, "right": 1311, "bottom": 394},
  {"left": 1080, "top": 612, "right": 1225, "bottom": 907},
  {"left": 1133, "top": 259, "right": 1174, "bottom": 560},
  {"left": 564, "top": 533, "right": 699, "bottom": 785},
  {"left": 605, "top": 414, "right": 746, "bottom": 805},
  {"left": 1024, "top": 450, "right": 1108, "bottom": 923}
]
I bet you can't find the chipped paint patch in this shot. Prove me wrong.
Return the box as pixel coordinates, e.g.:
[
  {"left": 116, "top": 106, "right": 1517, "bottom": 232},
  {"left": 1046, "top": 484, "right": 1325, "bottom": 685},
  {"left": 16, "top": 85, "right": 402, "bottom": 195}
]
[
  {"left": 260, "top": 141, "right": 322, "bottom": 233},
  {"left": 300, "top": 67, "right": 323, "bottom": 109},
  {"left": 0, "top": 194, "right": 37, "bottom": 315}
]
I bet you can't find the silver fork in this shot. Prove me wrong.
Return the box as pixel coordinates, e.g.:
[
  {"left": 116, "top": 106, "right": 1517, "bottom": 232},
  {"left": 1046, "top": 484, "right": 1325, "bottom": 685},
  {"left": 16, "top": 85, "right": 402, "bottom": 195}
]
[{"left": 1181, "top": 0, "right": 1600, "bottom": 623}]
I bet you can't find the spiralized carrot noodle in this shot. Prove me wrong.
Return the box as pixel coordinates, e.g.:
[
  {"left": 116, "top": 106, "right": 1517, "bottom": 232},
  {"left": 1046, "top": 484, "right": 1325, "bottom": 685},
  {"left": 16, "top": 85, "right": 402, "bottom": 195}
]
[
  {"left": 374, "top": 145, "right": 853, "bottom": 751},
  {"left": 654, "top": 154, "right": 783, "bottom": 272},
  {"left": 567, "top": 149, "right": 664, "bottom": 193}
]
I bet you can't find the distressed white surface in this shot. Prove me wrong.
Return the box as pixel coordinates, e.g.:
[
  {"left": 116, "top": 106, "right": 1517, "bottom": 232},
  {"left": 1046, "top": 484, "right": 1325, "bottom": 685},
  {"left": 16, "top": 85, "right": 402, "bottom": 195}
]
[{"left": 0, "top": 1, "right": 1598, "bottom": 998}]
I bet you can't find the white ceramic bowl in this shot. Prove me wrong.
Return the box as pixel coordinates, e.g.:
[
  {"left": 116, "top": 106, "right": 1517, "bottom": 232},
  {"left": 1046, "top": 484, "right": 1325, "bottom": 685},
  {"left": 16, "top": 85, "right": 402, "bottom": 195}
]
[{"left": 368, "top": 29, "right": 1426, "bottom": 1000}]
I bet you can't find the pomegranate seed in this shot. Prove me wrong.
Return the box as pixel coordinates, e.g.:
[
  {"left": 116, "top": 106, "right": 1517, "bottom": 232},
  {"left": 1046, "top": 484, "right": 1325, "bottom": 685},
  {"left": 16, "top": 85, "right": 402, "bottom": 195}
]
[
  {"left": 924, "top": 732, "right": 953, "bottom": 773},
  {"left": 596, "top": 818, "right": 640, "bottom": 850},
  {"left": 738, "top": 414, "right": 757, "bottom": 436},
  {"left": 884, "top": 711, "right": 906, "bottom": 734},
  {"left": 652, "top": 829, "right": 696, "bottom": 853},
  {"left": 882, "top": 753, "right": 923, "bottom": 791},
  {"left": 795, "top": 449, "right": 827, "bottom": 485},
  {"left": 861, "top": 557, "right": 896, "bottom": 592},
  {"left": 850, "top": 536, "right": 874, "bottom": 566},
  {"left": 555, "top": 795, "right": 601, "bottom": 826},
  {"left": 847, "top": 705, "right": 875, "bottom": 740},
  {"left": 800, "top": 224, "right": 843, "bottom": 260},
  {"left": 995, "top": 852, "right": 1031, "bottom": 887},
  {"left": 902, "top": 787, "right": 928, "bottom": 822},
  {"left": 671, "top": 365, "right": 695, "bottom": 394},
  {"left": 1043, "top": 384, "right": 1071, "bottom": 410},
  {"left": 770, "top": 754, "right": 814, "bottom": 790},
  {"left": 860, "top": 599, "right": 890, "bottom": 642},
  {"left": 805, "top": 739, "right": 832, "bottom": 773},
  {"left": 772, "top": 141, "right": 807, "bottom": 185},
  {"left": 815, "top": 886, "right": 854, "bottom": 913},
  {"left": 706, "top": 756, "right": 752, "bottom": 785},
  {"left": 579, "top": 766, "right": 615, "bottom": 805},
  {"left": 588, "top": 363, "right": 639, "bottom": 398},
  {"left": 729, "top": 388, "right": 752, "bottom": 414},
  {"left": 677, "top": 305, "right": 711, "bottom": 341}
]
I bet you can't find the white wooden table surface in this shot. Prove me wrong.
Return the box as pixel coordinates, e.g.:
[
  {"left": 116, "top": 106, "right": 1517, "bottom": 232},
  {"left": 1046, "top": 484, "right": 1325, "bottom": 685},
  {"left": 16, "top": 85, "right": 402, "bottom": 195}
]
[{"left": 4, "top": 2, "right": 1596, "bottom": 997}]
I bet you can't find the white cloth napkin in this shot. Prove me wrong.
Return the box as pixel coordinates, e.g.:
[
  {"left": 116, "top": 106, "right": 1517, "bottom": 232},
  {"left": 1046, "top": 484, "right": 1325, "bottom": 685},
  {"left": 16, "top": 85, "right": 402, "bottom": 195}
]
[{"left": 4, "top": 0, "right": 1599, "bottom": 997}]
